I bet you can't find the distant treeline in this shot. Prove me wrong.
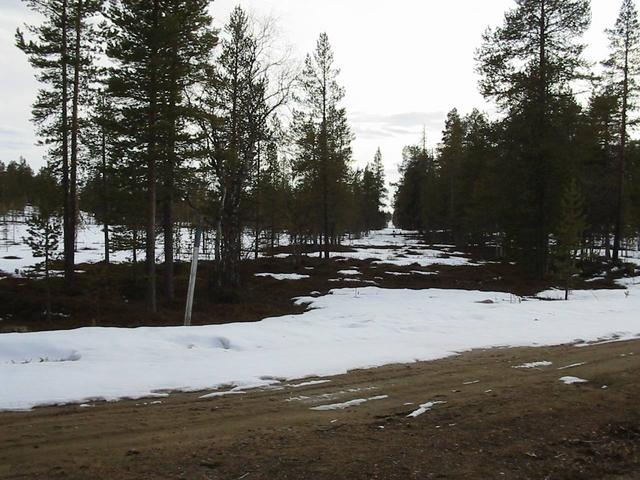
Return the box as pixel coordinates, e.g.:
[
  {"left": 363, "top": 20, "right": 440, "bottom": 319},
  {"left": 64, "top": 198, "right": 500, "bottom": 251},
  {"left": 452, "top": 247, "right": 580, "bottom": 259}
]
[{"left": 0, "top": 158, "right": 57, "bottom": 216}]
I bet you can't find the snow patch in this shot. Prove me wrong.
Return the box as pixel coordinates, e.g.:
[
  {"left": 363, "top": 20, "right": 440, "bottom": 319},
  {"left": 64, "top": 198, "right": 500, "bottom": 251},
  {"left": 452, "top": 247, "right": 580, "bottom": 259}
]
[
  {"left": 513, "top": 361, "right": 553, "bottom": 369},
  {"left": 559, "top": 376, "right": 588, "bottom": 385},
  {"left": 557, "top": 362, "right": 587, "bottom": 370},
  {"left": 310, "top": 395, "right": 388, "bottom": 411},
  {"left": 407, "top": 400, "right": 447, "bottom": 418},
  {"left": 255, "top": 273, "right": 310, "bottom": 281}
]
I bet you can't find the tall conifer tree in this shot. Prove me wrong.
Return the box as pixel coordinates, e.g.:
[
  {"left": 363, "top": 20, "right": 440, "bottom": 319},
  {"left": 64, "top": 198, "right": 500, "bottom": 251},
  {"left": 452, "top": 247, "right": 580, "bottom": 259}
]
[
  {"left": 17, "top": 0, "right": 102, "bottom": 289},
  {"left": 292, "top": 33, "right": 352, "bottom": 258},
  {"left": 604, "top": 0, "right": 640, "bottom": 260},
  {"left": 477, "top": 0, "right": 590, "bottom": 276}
]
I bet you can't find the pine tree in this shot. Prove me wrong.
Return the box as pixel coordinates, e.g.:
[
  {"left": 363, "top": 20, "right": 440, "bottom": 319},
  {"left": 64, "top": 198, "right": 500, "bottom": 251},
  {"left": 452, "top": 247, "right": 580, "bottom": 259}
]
[
  {"left": 459, "top": 110, "right": 499, "bottom": 246},
  {"left": 0, "top": 158, "right": 35, "bottom": 212},
  {"left": 158, "top": 0, "right": 216, "bottom": 300},
  {"left": 438, "top": 109, "right": 465, "bottom": 243},
  {"left": 292, "top": 33, "right": 353, "bottom": 258},
  {"left": 578, "top": 93, "right": 619, "bottom": 256},
  {"left": 104, "top": 0, "right": 215, "bottom": 308},
  {"left": 17, "top": 0, "right": 102, "bottom": 290},
  {"left": 604, "top": 0, "right": 640, "bottom": 261},
  {"left": 106, "top": 0, "right": 162, "bottom": 311},
  {"left": 210, "top": 6, "right": 267, "bottom": 293},
  {"left": 194, "top": 6, "right": 290, "bottom": 294},
  {"left": 25, "top": 213, "right": 61, "bottom": 321}
]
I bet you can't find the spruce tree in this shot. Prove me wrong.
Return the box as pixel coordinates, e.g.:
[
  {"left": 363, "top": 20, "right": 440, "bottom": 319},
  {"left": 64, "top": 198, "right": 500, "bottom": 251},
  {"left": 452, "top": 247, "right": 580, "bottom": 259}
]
[
  {"left": 553, "top": 180, "right": 586, "bottom": 300},
  {"left": 23, "top": 169, "right": 61, "bottom": 321},
  {"left": 371, "top": 148, "right": 388, "bottom": 229}
]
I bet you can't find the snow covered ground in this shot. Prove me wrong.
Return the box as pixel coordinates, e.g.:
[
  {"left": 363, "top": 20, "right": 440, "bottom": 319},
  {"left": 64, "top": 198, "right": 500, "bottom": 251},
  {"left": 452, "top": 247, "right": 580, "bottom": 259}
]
[
  {"left": 1, "top": 283, "right": 638, "bottom": 411},
  {"left": 2, "top": 222, "right": 639, "bottom": 411},
  {"left": 1, "top": 222, "right": 476, "bottom": 275},
  {"left": 336, "top": 228, "right": 478, "bottom": 267},
  {"left": 1, "top": 218, "right": 262, "bottom": 276},
  {"left": 255, "top": 273, "right": 310, "bottom": 281},
  {"left": 0, "top": 221, "right": 135, "bottom": 276}
]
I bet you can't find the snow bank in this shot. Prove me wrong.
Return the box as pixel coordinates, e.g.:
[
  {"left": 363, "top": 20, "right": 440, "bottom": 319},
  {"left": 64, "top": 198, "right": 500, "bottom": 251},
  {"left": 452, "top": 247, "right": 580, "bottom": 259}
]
[{"left": 1, "top": 285, "right": 639, "bottom": 411}]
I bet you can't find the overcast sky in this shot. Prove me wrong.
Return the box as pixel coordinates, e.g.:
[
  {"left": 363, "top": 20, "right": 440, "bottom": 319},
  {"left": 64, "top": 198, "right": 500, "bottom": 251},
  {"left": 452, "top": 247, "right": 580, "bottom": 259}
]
[{"left": 0, "top": 0, "right": 620, "bottom": 184}]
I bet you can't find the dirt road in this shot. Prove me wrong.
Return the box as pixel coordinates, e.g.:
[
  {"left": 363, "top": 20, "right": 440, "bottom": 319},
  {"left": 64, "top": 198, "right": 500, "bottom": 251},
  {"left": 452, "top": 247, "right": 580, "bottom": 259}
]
[{"left": 1, "top": 340, "right": 639, "bottom": 480}]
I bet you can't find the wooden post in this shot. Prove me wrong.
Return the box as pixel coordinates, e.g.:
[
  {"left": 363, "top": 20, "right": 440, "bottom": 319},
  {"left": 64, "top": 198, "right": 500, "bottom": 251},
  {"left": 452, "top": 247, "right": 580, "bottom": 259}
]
[{"left": 184, "top": 221, "right": 202, "bottom": 326}]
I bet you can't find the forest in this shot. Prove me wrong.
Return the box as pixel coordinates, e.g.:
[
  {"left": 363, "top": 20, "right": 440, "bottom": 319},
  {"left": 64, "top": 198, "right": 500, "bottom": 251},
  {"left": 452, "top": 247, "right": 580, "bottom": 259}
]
[
  {"left": 394, "top": 0, "right": 640, "bottom": 281},
  {"left": 2, "top": 0, "right": 640, "bottom": 313},
  {"left": 6, "top": 1, "right": 388, "bottom": 313}
]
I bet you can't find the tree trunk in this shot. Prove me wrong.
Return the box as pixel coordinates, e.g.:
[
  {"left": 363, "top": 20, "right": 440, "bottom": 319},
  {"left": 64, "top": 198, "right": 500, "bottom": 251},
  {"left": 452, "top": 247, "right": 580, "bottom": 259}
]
[
  {"left": 254, "top": 144, "right": 261, "bottom": 260},
  {"left": 163, "top": 33, "right": 180, "bottom": 301},
  {"left": 61, "top": 0, "right": 72, "bottom": 290},
  {"left": 45, "top": 251, "right": 52, "bottom": 322},
  {"left": 219, "top": 190, "right": 242, "bottom": 298},
  {"left": 613, "top": 31, "right": 630, "bottom": 262},
  {"left": 101, "top": 117, "right": 110, "bottom": 265},
  {"left": 68, "top": 0, "right": 83, "bottom": 290},
  {"left": 535, "top": 0, "right": 550, "bottom": 279},
  {"left": 133, "top": 230, "right": 138, "bottom": 264},
  {"left": 163, "top": 192, "right": 174, "bottom": 300},
  {"left": 146, "top": 0, "right": 160, "bottom": 313}
]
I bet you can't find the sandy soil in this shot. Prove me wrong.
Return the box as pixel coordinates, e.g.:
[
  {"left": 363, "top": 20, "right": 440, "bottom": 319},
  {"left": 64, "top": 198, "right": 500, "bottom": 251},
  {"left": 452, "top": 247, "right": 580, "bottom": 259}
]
[{"left": 1, "top": 339, "right": 639, "bottom": 479}]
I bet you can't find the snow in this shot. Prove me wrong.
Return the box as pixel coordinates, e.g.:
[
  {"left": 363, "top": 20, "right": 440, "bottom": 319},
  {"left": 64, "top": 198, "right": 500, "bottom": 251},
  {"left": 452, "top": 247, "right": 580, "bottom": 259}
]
[
  {"left": 199, "top": 388, "right": 246, "bottom": 399},
  {"left": 1, "top": 211, "right": 285, "bottom": 276},
  {"left": 335, "top": 229, "right": 479, "bottom": 267},
  {"left": 557, "top": 362, "right": 587, "bottom": 370},
  {"left": 254, "top": 273, "right": 310, "bottom": 281},
  {"left": 407, "top": 400, "right": 447, "bottom": 418},
  {"left": 337, "top": 269, "right": 360, "bottom": 276},
  {"left": 289, "top": 380, "right": 331, "bottom": 388},
  {"left": 1, "top": 219, "right": 479, "bottom": 277},
  {"left": 310, "top": 395, "right": 388, "bottom": 411},
  {"left": 411, "top": 270, "right": 438, "bottom": 276},
  {"left": 559, "top": 376, "right": 588, "bottom": 385},
  {"left": 333, "top": 247, "right": 477, "bottom": 268},
  {"left": 513, "top": 361, "right": 553, "bottom": 369},
  {"left": 0, "top": 219, "right": 203, "bottom": 276},
  {"left": 2, "top": 283, "right": 640, "bottom": 411},
  {"left": 343, "top": 228, "right": 422, "bottom": 248}
]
